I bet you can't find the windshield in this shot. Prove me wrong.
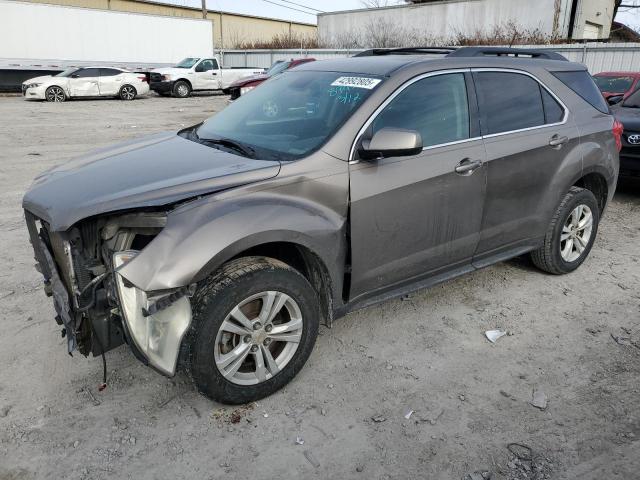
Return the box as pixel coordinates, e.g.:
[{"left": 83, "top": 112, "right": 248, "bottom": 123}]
[
  {"left": 594, "top": 75, "right": 634, "bottom": 93},
  {"left": 175, "top": 57, "right": 200, "bottom": 69},
  {"left": 55, "top": 68, "right": 78, "bottom": 77},
  {"left": 194, "top": 71, "right": 383, "bottom": 160},
  {"left": 266, "top": 61, "right": 291, "bottom": 76}
]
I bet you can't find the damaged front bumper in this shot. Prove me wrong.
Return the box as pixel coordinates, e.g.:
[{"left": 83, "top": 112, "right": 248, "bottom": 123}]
[{"left": 113, "top": 251, "right": 193, "bottom": 376}]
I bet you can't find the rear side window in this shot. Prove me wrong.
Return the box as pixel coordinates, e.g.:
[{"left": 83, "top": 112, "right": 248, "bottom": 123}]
[
  {"left": 541, "top": 89, "right": 565, "bottom": 124},
  {"left": 371, "top": 73, "right": 470, "bottom": 148},
  {"left": 552, "top": 71, "right": 609, "bottom": 113},
  {"left": 474, "top": 72, "right": 545, "bottom": 135},
  {"left": 100, "top": 68, "right": 121, "bottom": 77}
]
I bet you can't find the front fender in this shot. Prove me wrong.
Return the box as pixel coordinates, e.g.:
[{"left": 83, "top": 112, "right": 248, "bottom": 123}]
[{"left": 117, "top": 191, "right": 347, "bottom": 297}]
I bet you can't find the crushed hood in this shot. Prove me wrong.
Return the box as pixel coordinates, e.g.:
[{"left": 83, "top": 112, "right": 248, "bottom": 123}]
[{"left": 23, "top": 132, "right": 280, "bottom": 231}]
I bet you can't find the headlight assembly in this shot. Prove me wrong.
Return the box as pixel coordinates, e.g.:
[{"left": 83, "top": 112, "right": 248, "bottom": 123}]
[
  {"left": 27, "top": 83, "right": 42, "bottom": 88},
  {"left": 113, "top": 250, "right": 192, "bottom": 376},
  {"left": 240, "top": 86, "right": 256, "bottom": 95}
]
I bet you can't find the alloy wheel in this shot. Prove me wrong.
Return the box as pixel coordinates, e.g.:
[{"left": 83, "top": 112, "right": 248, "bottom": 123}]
[
  {"left": 121, "top": 86, "right": 136, "bottom": 100},
  {"left": 46, "top": 87, "right": 65, "bottom": 102},
  {"left": 177, "top": 84, "right": 189, "bottom": 97},
  {"left": 560, "top": 204, "right": 593, "bottom": 262},
  {"left": 214, "top": 291, "right": 303, "bottom": 386}
]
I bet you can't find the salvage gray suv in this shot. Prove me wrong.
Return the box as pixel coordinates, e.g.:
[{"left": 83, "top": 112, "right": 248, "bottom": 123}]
[{"left": 23, "top": 47, "right": 620, "bottom": 404}]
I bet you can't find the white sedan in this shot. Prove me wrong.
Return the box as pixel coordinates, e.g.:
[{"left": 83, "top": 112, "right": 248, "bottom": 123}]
[{"left": 22, "top": 67, "right": 150, "bottom": 102}]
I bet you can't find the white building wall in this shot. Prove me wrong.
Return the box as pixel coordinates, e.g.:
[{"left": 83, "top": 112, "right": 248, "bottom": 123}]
[{"left": 318, "top": 0, "right": 615, "bottom": 44}]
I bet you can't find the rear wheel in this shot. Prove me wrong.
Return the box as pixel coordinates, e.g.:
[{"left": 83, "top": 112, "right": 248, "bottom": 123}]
[
  {"left": 186, "top": 257, "right": 319, "bottom": 404},
  {"left": 531, "top": 187, "right": 600, "bottom": 274},
  {"left": 173, "top": 80, "right": 191, "bottom": 98},
  {"left": 119, "top": 84, "right": 137, "bottom": 100},
  {"left": 45, "top": 86, "right": 66, "bottom": 102}
]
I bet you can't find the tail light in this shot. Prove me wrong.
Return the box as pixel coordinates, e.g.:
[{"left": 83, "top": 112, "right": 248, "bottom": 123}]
[
  {"left": 138, "top": 75, "right": 148, "bottom": 83},
  {"left": 613, "top": 119, "right": 624, "bottom": 152}
]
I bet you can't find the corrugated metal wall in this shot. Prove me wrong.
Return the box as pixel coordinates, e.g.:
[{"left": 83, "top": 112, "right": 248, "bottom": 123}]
[{"left": 222, "top": 43, "right": 640, "bottom": 74}]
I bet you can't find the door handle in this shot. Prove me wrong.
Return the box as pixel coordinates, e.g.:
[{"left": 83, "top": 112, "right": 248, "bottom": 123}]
[
  {"left": 549, "top": 135, "right": 569, "bottom": 147},
  {"left": 212, "top": 72, "right": 217, "bottom": 76},
  {"left": 455, "top": 159, "right": 482, "bottom": 175}
]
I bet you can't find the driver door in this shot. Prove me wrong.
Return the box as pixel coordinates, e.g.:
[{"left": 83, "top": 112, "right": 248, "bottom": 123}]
[
  {"left": 194, "top": 59, "right": 218, "bottom": 90},
  {"left": 68, "top": 68, "right": 100, "bottom": 97},
  {"left": 348, "top": 72, "right": 487, "bottom": 300}
]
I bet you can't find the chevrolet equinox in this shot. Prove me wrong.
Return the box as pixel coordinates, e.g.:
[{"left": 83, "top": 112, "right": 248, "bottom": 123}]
[{"left": 23, "top": 47, "right": 621, "bottom": 404}]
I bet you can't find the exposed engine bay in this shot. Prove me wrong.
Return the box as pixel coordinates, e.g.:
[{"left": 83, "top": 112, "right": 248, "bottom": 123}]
[{"left": 24, "top": 209, "right": 193, "bottom": 377}]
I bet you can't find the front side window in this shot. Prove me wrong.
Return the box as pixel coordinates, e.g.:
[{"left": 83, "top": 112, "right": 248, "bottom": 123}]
[
  {"left": 193, "top": 71, "right": 382, "bottom": 160},
  {"left": 55, "top": 68, "right": 77, "bottom": 77},
  {"left": 196, "top": 59, "right": 216, "bottom": 72},
  {"left": 371, "top": 73, "right": 470, "bottom": 148},
  {"left": 474, "top": 72, "right": 546, "bottom": 135},
  {"left": 593, "top": 75, "right": 635, "bottom": 93}
]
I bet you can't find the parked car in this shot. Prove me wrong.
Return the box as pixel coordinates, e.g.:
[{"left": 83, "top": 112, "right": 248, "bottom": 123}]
[
  {"left": 227, "top": 58, "right": 316, "bottom": 100},
  {"left": 593, "top": 71, "right": 640, "bottom": 102},
  {"left": 23, "top": 47, "right": 619, "bottom": 404},
  {"left": 150, "top": 57, "right": 264, "bottom": 98},
  {"left": 22, "top": 67, "right": 149, "bottom": 102},
  {"left": 611, "top": 87, "right": 640, "bottom": 177}
]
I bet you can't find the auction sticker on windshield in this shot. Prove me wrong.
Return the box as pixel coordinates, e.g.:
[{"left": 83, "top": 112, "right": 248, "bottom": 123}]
[{"left": 331, "top": 77, "right": 382, "bottom": 89}]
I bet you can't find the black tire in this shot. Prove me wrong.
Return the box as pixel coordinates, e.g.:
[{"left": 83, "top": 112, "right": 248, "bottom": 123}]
[
  {"left": 531, "top": 186, "right": 600, "bottom": 275},
  {"left": 119, "top": 84, "right": 137, "bottom": 100},
  {"left": 173, "top": 80, "right": 191, "bottom": 98},
  {"left": 186, "top": 256, "right": 319, "bottom": 404},
  {"left": 45, "top": 86, "right": 66, "bottom": 102}
]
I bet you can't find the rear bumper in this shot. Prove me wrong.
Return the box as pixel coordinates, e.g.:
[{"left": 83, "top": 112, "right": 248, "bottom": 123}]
[{"left": 150, "top": 81, "right": 173, "bottom": 94}]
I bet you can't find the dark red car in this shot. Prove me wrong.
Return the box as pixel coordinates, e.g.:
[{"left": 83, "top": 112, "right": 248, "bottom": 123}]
[
  {"left": 593, "top": 71, "right": 640, "bottom": 101},
  {"left": 226, "top": 58, "right": 315, "bottom": 100}
]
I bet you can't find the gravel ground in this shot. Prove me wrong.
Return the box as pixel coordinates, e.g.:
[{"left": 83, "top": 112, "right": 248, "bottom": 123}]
[{"left": 0, "top": 94, "right": 638, "bottom": 480}]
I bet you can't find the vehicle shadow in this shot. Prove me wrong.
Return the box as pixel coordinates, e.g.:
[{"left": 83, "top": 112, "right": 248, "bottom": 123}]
[{"left": 615, "top": 176, "right": 640, "bottom": 202}]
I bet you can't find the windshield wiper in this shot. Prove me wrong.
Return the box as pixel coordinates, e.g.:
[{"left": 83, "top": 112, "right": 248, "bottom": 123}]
[{"left": 200, "top": 137, "right": 256, "bottom": 158}]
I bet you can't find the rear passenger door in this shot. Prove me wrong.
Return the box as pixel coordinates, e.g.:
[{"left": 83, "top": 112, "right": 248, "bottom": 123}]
[
  {"left": 98, "top": 68, "right": 123, "bottom": 96},
  {"left": 471, "top": 69, "right": 580, "bottom": 265},
  {"left": 68, "top": 68, "right": 100, "bottom": 97}
]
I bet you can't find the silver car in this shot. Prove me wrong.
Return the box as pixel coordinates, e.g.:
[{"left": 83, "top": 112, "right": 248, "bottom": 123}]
[{"left": 23, "top": 47, "right": 620, "bottom": 404}]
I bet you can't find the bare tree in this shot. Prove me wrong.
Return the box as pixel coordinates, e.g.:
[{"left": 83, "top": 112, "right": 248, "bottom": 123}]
[{"left": 360, "top": 0, "right": 401, "bottom": 8}]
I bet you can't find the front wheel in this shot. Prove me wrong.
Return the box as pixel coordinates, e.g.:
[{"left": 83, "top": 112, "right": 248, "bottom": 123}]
[
  {"left": 45, "top": 86, "right": 66, "bottom": 102},
  {"left": 186, "top": 257, "right": 319, "bottom": 404},
  {"left": 531, "top": 186, "right": 600, "bottom": 274},
  {"left": 119, "top": 84, "right": 137, "bottom": 100}
]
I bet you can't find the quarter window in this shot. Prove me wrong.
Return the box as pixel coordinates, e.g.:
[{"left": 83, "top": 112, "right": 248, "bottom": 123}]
[
  {"left": 474, "top": 72, "right": 546, "bottom": 135},
  {"left": 371, "top": 73, "right": 470, "bottom": 148},
  {"left": 552, "top": 70, "right": 609, "bottom": 114}
]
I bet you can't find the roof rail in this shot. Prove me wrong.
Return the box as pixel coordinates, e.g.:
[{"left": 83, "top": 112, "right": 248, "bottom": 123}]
[
  {"left": 353, "top": 47, "right": 458, "bottom": 57},
  {"left": 446, "top": 47, "right": 568, "bottom": 61}
]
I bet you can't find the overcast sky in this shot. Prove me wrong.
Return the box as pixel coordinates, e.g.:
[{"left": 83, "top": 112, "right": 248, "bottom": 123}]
[{"left": 192, "top": 0, "right": 640, "bottom": 30}]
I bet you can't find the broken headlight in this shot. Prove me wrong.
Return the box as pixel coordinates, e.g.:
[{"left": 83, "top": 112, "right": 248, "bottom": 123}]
[{"left": 113, "top": 251, "right": 192, "bottom": 376}]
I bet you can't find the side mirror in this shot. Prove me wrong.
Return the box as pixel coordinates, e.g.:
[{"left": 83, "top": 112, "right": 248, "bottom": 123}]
[
  {"left": 608, "top": 95, "right": 623, "bottom": 106},
  {"left": 359, "top": 128, "right": 423, "bottom": 160}
]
